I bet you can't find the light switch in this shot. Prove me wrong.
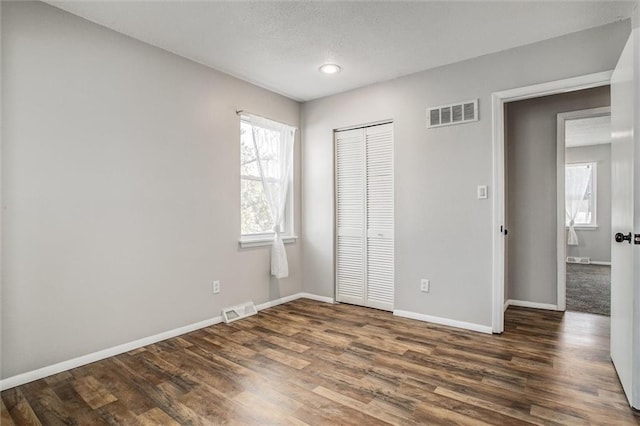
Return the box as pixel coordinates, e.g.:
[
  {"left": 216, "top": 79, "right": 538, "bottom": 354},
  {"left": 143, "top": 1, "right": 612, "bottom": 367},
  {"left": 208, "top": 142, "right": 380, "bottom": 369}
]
[{"left": 477, "top": 185, "right": 488, "bottom": 199}]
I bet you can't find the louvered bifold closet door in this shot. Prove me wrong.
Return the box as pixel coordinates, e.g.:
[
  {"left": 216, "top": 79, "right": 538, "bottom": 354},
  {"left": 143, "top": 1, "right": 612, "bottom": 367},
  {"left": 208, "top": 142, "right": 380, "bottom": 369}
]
[
  {"left": 365, "top": 123, "right": 394, "bottom": 311},
  {"left": 335, "top": 128, "right": 366, "bottom": 306}
]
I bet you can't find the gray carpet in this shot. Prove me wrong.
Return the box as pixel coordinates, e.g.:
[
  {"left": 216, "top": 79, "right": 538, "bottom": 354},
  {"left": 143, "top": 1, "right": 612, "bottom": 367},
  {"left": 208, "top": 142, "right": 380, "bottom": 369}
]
[{"left": 566, "top": 263, "right": 610, "bottom": 316}]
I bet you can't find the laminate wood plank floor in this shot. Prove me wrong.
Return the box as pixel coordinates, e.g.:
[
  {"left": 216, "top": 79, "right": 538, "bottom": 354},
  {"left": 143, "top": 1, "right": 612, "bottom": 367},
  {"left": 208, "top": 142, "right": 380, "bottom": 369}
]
[{"left": 3, "top": 299, "right": 639, "bottom": 425}]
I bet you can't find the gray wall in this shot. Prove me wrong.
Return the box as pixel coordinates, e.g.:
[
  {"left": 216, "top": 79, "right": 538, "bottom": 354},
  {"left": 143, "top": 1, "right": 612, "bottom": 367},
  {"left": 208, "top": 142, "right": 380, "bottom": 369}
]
[
  {"left": 566, "top": 143, "right": 612, "bottom": 263},
  {"left": 302, "top": 21, "right": 629, "bottom": 327},
  {"left": 1, "top": 2, "right": 302, "bottom": 379},
  {"left": 505, "top": 87, "right": 610, "bottom": 304}
]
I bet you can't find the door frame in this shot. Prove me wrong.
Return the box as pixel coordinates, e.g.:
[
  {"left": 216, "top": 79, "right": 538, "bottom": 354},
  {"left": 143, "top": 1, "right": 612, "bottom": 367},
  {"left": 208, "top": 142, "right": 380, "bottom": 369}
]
[
  {"left": 556, "top": 106, "right": 611, "bottom": 312},
  {"left": 491, "top": 71, "right": 612, "bottom": 333}
]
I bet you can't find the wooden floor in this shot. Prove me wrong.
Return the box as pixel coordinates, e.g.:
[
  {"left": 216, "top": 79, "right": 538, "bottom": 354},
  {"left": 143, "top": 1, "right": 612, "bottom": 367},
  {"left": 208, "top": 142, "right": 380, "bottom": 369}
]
[{"left": 2, "top": 299, "right": 639, "bottom": 425}]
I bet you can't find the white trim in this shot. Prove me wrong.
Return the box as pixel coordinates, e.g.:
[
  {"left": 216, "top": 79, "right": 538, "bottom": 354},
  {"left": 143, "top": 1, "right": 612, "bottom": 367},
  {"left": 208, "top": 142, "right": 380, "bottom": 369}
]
[
  {"left": 237, "top": 110, "right": 297, "bottom": 130},
  {"left": 567, "top": 225, "right": 599, "bottom": 230},
  {"left": 298, "top": 293, "right": 335, "bottom": 304},
  {"left": 0, "top": 292, "right": 333, "bottom": 391},
  {"left": 557, "top": 112, "right": 566, "bottom": 311},
  {"left": 0, "top": 315, "right": 223, "bottom": 391},
  {"left": 0, "top": 0, "right": 3, "bottom": 402},
  {"left": 491, "top": 92, "right": 506, "bottom": 333},
  {"left": 492, "top": 71, "right": 613, "bottom": 103},
  {"left": 504, "top": 300, "right": 510, "bottom": 312},
  {"left": 255, "top": 293, "right": 302, "bottom": 311},
  {"left": 393, "top": 310, "right": 493, "bottom": 335},
  {"left": 239, "top": 235, "right": 298, "bottom": 248},
  {"left": 254, "top": 292, "right": 335, "bottom": 311},
  {"left": 590, "top": 261, "right": 612, "bottom": 266},
  {"left": 557, "top": 107, "right": 610, "bottom": 313},
  {"left": 334, "top": 119, "right": 393, "bottom": 132},
  {"left": 491, "top": 93, "right": 507, "bottom": 333},
  {"left": 491, "top": 71, "right": 612, "bottom": 333},
  {"left": 505, "top": 299, "right": 560, "bottom": 311}
]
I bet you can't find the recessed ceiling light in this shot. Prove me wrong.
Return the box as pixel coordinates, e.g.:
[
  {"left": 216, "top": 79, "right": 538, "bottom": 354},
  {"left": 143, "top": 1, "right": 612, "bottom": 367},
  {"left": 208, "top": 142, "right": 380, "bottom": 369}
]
[{"left": 319, "top": 63, "right": 342, "bottom": 75}]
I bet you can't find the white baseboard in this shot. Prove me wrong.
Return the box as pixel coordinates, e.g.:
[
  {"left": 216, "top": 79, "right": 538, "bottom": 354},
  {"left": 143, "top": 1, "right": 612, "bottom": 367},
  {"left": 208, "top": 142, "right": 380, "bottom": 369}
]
[
  {"left": 505, "top": 299, "right": 559, "bottom": 311},
  {"left": 255, "top": 292, "right": 334, "bottom": 311},
  {"left": 393, "top": 310, "right": 493, "bottom": 334},
  {"left": 0, "top": 315, "right": 223, "bottom": 391},
  {"left": 0, "top": 292, "right": 333, "bottom": 391},
  {"left": 297, "top": 292, "right": 335, "bottom": 304},
  {"left": 255, "top": 293, "right": 302, "bottom": 311},
  {"left": 503, "top": 300, "right": 510, "bottom": 312}
]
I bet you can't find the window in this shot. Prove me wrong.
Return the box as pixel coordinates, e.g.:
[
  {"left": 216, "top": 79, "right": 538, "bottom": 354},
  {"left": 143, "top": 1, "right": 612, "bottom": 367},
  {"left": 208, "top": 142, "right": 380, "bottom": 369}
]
[
  {"left": 565, "top": 162, "right": 597, "bottom": 227},
  {"left": 240, "top": 115, "right": 295, "bottom": 242}
]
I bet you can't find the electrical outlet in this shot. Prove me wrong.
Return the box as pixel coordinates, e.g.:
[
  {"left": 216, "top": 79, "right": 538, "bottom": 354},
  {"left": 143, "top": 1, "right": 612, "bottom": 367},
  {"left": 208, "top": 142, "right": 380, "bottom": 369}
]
[
  {"left": 213, "top": 280, "right": 220, "bottom": 294},
  {"left": 420, "top": 279, "right": 430, "bottom": 293}
]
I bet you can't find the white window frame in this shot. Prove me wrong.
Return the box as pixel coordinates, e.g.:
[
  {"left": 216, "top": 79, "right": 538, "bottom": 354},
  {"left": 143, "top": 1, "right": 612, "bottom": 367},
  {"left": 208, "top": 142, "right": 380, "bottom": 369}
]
[
  {"left": 565, "top": 161, "right": 598, "bottom": 229},
  {"left": 239, "top": 117, "right": 296, "bottom": 248}
]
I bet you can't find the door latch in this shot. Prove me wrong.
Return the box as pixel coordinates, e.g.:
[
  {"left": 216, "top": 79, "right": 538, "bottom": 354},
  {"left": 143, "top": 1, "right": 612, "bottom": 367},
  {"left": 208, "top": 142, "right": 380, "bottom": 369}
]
[
  {"left": 615, "top": 232, "right": 632, "bottom": 244},
  {"left": 635, "top": 234, "right": 640, "bottom": 245}
]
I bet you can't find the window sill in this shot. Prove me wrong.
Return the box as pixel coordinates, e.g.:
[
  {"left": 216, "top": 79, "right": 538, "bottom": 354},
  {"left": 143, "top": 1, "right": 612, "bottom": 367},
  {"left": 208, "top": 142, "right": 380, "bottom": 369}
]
[
  {"left": 239, "top": 235, "right": 298, "bottom": 248},
  {"left": 566, "top": 225, "right": 598, "bottom": 230}
]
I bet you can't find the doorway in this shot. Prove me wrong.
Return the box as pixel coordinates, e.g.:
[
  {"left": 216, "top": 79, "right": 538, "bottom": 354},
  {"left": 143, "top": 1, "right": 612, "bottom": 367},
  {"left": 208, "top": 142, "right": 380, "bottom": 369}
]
[
  {"left": 491, "top": 71, "right": 612, "bottom": 333},
  {"left": 558, "top": 108, "right": 612, "bottom": 316},
  {"left": 493, "top": 31, "right": 639, "bottom": 409},
  {"left": 502, "top": 85, "right": 610, "bottom": 321}
]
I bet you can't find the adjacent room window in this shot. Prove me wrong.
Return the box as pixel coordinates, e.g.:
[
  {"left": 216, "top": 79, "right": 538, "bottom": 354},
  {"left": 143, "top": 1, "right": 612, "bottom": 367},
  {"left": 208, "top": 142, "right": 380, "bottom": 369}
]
[
  {"left": 240, "top": 115, "right": 294, "bottom": 239},
  {"left": 565, "top": 162, "right": 597, "bottom": 228}
]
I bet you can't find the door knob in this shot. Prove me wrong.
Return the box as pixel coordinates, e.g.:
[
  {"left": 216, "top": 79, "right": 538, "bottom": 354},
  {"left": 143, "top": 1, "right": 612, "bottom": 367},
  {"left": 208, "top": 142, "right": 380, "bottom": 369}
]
[{"left": 615, "top": 232, "right": 632, "bottom": 244}]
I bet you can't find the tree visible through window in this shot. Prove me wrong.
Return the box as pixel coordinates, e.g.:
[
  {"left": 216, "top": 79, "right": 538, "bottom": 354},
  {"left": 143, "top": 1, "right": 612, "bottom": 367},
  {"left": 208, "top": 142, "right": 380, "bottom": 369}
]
[{"left": 240, "top": 119, "right": 291, "bottom": 236}]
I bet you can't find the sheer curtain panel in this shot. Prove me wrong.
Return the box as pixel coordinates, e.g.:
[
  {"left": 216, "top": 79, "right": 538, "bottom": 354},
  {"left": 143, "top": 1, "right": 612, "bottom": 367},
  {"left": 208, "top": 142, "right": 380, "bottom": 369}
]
[
  {"left": 565, "top": 164, "right": 591, "bottom": 246},
  {"left": 246, "top": 114, "right": 296, "bottom": 278}
]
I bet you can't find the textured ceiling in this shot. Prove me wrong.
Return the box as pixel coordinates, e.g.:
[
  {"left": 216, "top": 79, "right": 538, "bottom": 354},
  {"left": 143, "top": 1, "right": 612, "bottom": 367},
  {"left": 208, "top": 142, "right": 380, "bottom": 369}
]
[{"left": 47, "top": 1, "right": 637, "bottom": 102}]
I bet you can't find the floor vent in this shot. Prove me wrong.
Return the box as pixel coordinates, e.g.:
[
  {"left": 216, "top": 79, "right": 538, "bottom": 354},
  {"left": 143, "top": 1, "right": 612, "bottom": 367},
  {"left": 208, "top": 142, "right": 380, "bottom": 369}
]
[
  {"left": 222, "top": 301, "right": 257, "bottom": 323},
  {"left": 427, "top": 99, "right": 478, "bottom": 129},
  {"left": 567, "top": 256, "right": 591, "bottom": 264}
]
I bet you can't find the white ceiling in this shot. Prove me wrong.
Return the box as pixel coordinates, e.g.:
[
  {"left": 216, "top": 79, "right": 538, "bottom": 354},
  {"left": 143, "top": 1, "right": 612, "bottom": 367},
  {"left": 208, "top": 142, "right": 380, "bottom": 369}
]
[
  {"left": 47, "top": 1, "right": 637, "bottom": 102},
  {"left": 566, "top": 115, "right": 612, "bottom": 147}
]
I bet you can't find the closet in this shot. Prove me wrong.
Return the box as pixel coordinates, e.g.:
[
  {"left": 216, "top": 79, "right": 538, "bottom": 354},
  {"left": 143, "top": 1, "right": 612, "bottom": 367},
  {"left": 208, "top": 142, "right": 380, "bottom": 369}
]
[{"left": 335, "top": 122, "right": 394, "bottom": 311}]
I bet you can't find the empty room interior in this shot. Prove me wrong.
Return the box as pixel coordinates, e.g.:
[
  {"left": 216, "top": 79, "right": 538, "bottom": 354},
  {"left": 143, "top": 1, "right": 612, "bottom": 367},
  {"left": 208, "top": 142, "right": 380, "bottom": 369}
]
[{"left": 2, "top": 1, "right": 640, "bottom": 425}]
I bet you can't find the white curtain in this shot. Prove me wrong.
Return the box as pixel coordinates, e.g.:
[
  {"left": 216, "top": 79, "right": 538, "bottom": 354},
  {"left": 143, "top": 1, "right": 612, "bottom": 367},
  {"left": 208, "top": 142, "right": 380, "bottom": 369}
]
[
  {"left": 248, "top": 114, "right": 296, "bottom": 278},
  {"left": 565, "top": 164, "right": 591, "bottom": 246}
]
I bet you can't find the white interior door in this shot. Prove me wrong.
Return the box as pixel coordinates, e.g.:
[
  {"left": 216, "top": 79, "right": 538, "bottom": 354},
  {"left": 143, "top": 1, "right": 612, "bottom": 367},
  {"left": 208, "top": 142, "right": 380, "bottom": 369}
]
[
  {"left": 335, "top": 123, "right": 394, "bottom": 311},
  {"left": 610, "top": 29, "right": 639, "bottom": 409}
]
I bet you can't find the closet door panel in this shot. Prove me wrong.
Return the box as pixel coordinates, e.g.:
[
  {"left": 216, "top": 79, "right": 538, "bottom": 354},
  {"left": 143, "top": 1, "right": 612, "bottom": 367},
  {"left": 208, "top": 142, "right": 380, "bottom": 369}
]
[
  {"left": 365, "top": 124, "right": 394, "bottom": 310},
  {"left": 335, "top": 128, "right": 366, "bottom": 305}
]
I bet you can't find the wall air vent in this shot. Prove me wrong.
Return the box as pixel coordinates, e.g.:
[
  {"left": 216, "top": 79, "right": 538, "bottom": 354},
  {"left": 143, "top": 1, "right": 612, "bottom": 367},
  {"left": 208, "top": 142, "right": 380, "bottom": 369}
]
[
  {"left": 427, "top": 99, "right": 478, "bottom": 129},
  {"left": 222, "top": 301, "right": 257, "bottom": 323}
]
